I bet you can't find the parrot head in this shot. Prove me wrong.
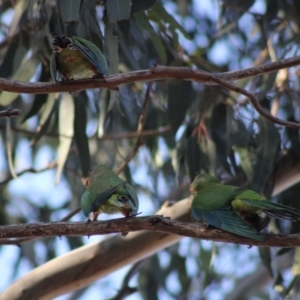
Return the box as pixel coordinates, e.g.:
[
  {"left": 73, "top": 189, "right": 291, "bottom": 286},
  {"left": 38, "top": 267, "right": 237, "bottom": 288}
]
[
  {"left": 189, "top": 174, "right": 219, "bottom": 194},
  {"left": 81, "top": 165, "right": 139, "bottom": 222},
  {"left": 111, "top": 182, "right": 139, "bottom": 216},
  {"left": 87, "top": 183, "right": 139, "bottom": 221},
  {"left": 50, "top": 33, "right": 107, "bottom": 82}
]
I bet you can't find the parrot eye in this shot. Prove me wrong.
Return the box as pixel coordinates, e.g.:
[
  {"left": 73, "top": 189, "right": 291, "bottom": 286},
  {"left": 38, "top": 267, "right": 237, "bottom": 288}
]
[{"left": 118, "top": 196, "right": 127, "bottom": 203}]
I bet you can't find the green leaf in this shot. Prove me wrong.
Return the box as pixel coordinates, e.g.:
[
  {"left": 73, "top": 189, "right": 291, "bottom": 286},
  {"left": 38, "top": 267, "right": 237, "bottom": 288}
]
[
  {"left": 30, "top": 93, "right": 56, "bottom": 146},
  {"left": 9, "top": 0, "right": 30, "bottom": 37},
  {"left": 97, "top": 89, "right": 109, "bottom": 138},
  {"left": 79, "top": 1, "right": 104, "bottom": 40},
  {"left": 131, "top": 0, "right": 156, "bottom": 13},
  {"left": 134, "top": 11, "right": 166, "bottom": 64},
  {"left": 106, "top": 0, "right": 131, "bottom": 22},
  {"left": 149, "top": 2, "right": 191, "bottom": 40},
  {"left": 59, "top": 0, "right": 81, "bottom": 23},
  {"left": 286, "top": 116, "right": 300, "bottom": 160},
  {"left": 39, "top": 94, "right": 56, "bottom": 128},
  {"left": 73, "top": 92, "right": 90, "bottom": 178},
  {"left": 0, "top": 32, "right": 30, "bottom": 78},
  {"left": 273, "top": 271, "right": 285, "bottom": 293},
  {"left": 0, "top": 55, "right": 39, "bottom": 106},
  {"left": 22, "top": 94, "right": 47, "bottom": 123},
  {"left": 119, "top": 38, "right": 141, "bottom": 70},
  {"left": 292, "top": 248, "right": 300, "bottom": 276},
  {"left": 276, "top": 248, "right": 293, "bottom": 256},
  {"left": 184, "top": 122, "right": 208, "bottom": 181},
  {"left": 105, "top": 22, "right": 119, "bottom": 111},
  {"left": 211, "top": 104, "right": 232, "bottom": 174},
  {"left": 138, "top": 255, "right": 162, "bottom": 300},
  {"left": 55, "top": 93, "right": 74, "bottom": 184},
  {"left": 232, "top": 146, "right": 255, "bottom": 182},
  {"left": 167, "top": 81, "right": 193, "bottom": 133},
  {"left": 22, "top": 66, "right": 50, "bottom": 123},
  {"left": 258, "top": 247, "right": 273, "bottom": 277},
  {"left": 250, "top": 117, "right": 280, "bottom": 194},
  {"left": 230, "top": 122, "right": 256, "bottom": 182}
]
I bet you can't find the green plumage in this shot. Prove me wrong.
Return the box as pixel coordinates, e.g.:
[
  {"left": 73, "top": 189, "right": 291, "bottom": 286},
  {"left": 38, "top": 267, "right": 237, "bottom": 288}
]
[
  {"left": 81, "top": 165, "right": 139, "bottom": 221},
  {"left": 190, "top": 174, "right": 300, "bottom": 241},
  {"left": 50, "top": 34, "right": 107, "bottom": 82}
]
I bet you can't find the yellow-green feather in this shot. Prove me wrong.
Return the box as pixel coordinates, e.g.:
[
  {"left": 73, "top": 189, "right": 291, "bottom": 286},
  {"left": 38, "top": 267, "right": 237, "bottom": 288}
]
[{"left": 81, "top": 165, "right": 139, "bottom": 218}]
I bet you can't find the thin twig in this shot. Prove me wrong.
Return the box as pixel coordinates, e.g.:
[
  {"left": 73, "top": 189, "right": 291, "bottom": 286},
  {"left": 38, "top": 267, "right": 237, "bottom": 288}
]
[
  {"left": 0, "top": 161, "right": 58, "bottom": 245},
  {"left": 110, "top": 261, "right": 144, "bottom": 300},
  {"left": 207, "top": 74, "right": 300, "bottom": 129},
  {"left": 8, "top": 84, "right": 155, "bottom": 245},
  {"left": 0, "top": 125, "right": 172, "bottom": 140},
  {"left": 59, "top": 83, "right": 153, "bottom": 230},
  {"left": 0, "top": 109, "right": 22, "bottom": 118},
  {"left": 6, "top": 118, "right": 17, "bottom": 179},
  {"left": 60, "top": 208, "right": 81, "bottom": 222},
  {"left": 0, "top": 161, "right": 57, "bottom": 186},
  {"left": 115, "top": 82, "right": 153, "bottom": 175}
]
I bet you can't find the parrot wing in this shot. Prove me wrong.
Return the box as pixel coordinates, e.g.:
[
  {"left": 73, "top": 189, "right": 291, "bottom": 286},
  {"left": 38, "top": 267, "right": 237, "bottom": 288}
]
[
  {"left": 192, "top": 206, "right": 265, "bottom": 241},
  {"left": 69, "top": 37, "right": 107, "bottom": 76},
  {"left": 239, "top": 198, "right": 300, "bottom": 220},
  {"left": 90, "top": 182, "right": 125, "bottom": 212},
  {"left": 50, "top": 53, "right": 58, "bottom": 82},
  {"left": 123, "top": 183, "right": 139, "bottom": 214}
]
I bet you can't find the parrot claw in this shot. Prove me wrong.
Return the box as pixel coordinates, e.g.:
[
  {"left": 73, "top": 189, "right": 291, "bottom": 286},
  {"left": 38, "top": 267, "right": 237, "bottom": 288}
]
[
  {"left": 127, "top": 211, "right": 142, "bottom": 218},
  {"left": 88, "top": 211, "right": 99, "bottom": 222}
]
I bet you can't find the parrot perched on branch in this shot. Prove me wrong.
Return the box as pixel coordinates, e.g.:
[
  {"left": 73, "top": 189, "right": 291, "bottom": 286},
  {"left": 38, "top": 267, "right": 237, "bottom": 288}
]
[
  {"left": 50, "top": 34, "right": 107, "bottom": 82},
  {"left": 81, "top": 165, "right": 139, "bottom": 221},
  {"left": 190, "top": 174, "right": 300, "bottom": 241}
]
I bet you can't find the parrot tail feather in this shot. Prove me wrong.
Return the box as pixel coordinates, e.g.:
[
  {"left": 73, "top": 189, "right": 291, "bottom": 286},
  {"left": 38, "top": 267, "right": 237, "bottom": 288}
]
[
  {"left": 240, "top": 199, "right": 300, "bottom": 221},
  {"left": 262, "top": 208, "right": 300, "bottom": 220}
]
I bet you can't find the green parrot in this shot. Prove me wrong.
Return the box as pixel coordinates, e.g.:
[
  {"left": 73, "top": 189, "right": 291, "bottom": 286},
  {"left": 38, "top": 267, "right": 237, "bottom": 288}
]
[
  {"left": 81, "top": 165, "right": 139, "bottom": 221},
  {"left": 50, "top": 34, "right": 107, "bottom": 82},
  {"left": 190, "top": 174, "right": 300, "bottom": 241}
]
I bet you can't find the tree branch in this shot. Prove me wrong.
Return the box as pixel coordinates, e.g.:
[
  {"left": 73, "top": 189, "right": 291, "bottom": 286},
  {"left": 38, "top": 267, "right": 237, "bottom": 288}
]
[
  {"left": 0, "top": 213, "right": 299, "bottom": 247},
  {"left": 1, "top": 55, "right": 300, "bottom": 94},
  {"left": 2, "top": 57, "right": 300, "bottom": 129},
  {"left": 0, "top": 109, "right": 22, "bottom": 118},
  {"left": 0, "top": 124, "right": 172, "bottom": 140},
  {"left": 207, "top": 74, "right": 300, "bottom": 129},
  {"left": 115, "top": 81, "right": 152, "bottom": 175},
  {"left": 0, "top": 161, "right": 57, "bottom": 187},
  {"left": 3, "top": 153, "right": 300, "bottom": 300},
  {"left": 2, "top": 197, "right": 300, "bottom": 300}
]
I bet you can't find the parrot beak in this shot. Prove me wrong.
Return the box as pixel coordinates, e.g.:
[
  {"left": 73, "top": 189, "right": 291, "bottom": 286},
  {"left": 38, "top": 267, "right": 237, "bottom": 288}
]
[
  {"left": 189, "top": 184, "right": 195, "bottom": 194},
  {"left": 89, "top": 211, "right": 99, "bottom": 221}
]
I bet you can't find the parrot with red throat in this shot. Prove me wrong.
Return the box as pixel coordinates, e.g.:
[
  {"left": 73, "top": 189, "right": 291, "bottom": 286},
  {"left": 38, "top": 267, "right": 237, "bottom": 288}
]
[
  {"left": 81, "top": 165, "right": 139, "bottom": 222},
  {"left": 50, "top": 34, "right": 107, "bottom": 82}
]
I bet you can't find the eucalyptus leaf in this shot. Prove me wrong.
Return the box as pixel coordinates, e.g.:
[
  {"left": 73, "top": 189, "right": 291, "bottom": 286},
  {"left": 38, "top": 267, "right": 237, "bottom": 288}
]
[
  {"left": 149, "top": 2, "right": 191, "bottom": 40},
  {"left": 134, "top": 11, "right": 166, "bottom": 64},
  {"left": 250, "top": 117, "right": 280, "bottom": 194},
  {"left": 74, "top": 92, "right": 90, "bottom": 178},
  {"left": 0, "top": 55, "right": 39, "bottom": 106},
  {"left": 55, "top": 93, "right": 74, "bottom": 184},
  {"left": 131, "top": 0, "right": 156, "bottom": 14},
  {"left": 59, "top": 0, "right": 81, "bottom": 23},
  {"left": 106, "top": 0, "right": 130, "bottom": 22}
]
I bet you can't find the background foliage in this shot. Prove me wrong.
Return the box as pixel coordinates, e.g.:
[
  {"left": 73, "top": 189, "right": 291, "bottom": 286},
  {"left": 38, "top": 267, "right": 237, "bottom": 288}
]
[{"left": 1, "top": 0, "right": 300, "bottom": 299}]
